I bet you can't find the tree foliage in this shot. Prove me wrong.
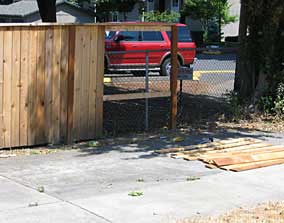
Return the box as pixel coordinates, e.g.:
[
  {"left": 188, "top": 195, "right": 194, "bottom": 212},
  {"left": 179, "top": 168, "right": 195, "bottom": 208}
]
[
  {"left": 144, "top": 10, "right": 180, "bottom": 23},
  {"left": 92, "top": 0, "right": 138, "bottom": 12},
  {"left": 182, "top": 0, "right": 236, "bottom": 23},
  {"left": 181, "top": 0, "right": 236, "bottom": 40}
]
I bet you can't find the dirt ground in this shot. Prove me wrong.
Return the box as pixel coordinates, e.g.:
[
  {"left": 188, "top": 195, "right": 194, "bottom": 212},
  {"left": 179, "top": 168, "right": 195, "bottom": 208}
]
[
  {"left": 178, "top": 202, "right": 284, "bottom": 223},
  {"left": 218, "top": 117, "right": 284, "bottom": 133}
]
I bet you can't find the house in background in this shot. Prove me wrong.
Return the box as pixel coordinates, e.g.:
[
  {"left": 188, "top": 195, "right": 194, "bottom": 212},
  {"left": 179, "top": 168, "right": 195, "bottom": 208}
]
[
  {"left": 0, "top": 0, "right": 95, "bottom": 23},
  {"left": 223, "top": 0, "right": 240, "bottom": 38},
  {"left": 96, "top": 0, "right": 184, "bottom": 22},
  {"left": 146, "top": 0, "right": 184, "bottom": 13},
  {"left": 108, "top": 0, "right": 240, "bottom": 43}
]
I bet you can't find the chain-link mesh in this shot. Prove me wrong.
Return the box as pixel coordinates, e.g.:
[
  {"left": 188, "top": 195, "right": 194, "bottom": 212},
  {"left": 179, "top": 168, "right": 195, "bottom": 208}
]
[
  {"left": 103, "top": 48, "right": 237, "bottom": 135},
  {"left": 177, "top": 48, "right": 237, "bottom": 127},
  {"left": 104, "top": 50, "right": 171, "bottom": 135}
]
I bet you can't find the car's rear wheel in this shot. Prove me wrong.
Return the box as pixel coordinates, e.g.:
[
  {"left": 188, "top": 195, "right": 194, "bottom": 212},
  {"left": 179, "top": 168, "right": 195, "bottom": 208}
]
[{"left": 160, "top": 58, "right": 180, "bottom": 76}]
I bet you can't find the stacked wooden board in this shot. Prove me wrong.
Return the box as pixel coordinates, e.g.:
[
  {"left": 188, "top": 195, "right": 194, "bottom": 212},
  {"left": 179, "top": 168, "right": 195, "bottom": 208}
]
[{"left": 155, "top": 138, "right": 284, "bottom": 172}]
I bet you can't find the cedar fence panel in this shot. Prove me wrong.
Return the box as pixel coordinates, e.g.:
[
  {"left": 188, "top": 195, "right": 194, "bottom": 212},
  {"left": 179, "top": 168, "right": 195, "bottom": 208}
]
[{"left": 0, "top": 25, "right": 104, "bottom": 148}]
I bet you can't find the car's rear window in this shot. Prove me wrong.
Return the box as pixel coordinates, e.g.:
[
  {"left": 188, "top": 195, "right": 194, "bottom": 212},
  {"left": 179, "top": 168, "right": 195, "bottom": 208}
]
[
  {"left": 142, "top": 31, "right": 164, "bottom": 41},
  {"left": 167, "top": 26, "right": 192, "bottom": 42}
]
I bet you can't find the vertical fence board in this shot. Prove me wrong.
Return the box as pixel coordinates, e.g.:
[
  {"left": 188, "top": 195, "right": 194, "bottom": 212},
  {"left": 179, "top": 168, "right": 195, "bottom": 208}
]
[
  {"left": 35, "top": 28, "right": 46, "bottom": 144},
  {"left": 28, "top": 28, "right": 38, "bottom": 145},
  {"left": 79, "top": 27, "right": 91, "bottom": 140},
  {"left": 67, "top": 26, "right": 76, "bottom": 143},
  {"left": 52, "top": 27, "right": 62, "bottom": 143},
  {"left": 3, "top": 28, "right": 13, "bottom": 147},
  {"left": 88, "top": 26, "right": 98, "bottom": 139},
  {"left": 11, "top": 29, "right": 21, "bottom": 147},
  {"left": 19, "top": 28, "right": 30, "bottom": 146},
  {"left": 73, "top": 26, "right": 83, "bottom": 141},
  {"left": 45, "top": 27, "right": 54, "bottom": 143},
  {"left": 95, "top": 26, "right": 105, "bottom": 137},
  {"left": 0, "top": 29, "right": 4, "bottom": 147},
  {"left": 60, "top": 27, "right": 69, "bottom": 143}
]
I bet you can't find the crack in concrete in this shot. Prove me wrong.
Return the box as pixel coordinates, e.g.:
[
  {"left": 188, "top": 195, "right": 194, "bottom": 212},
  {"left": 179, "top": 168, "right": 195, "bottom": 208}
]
[{"left": 0, "top": 174, "right": 112, "bottom": 223}]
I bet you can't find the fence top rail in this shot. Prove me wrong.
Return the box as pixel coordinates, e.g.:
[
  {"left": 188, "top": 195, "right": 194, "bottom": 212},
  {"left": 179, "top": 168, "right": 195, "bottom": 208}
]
[
  {"left": 0, "top": 22, "right": 174, "bottom": 31},
  {"left": 104, "top": 22, "right": 174, "bottom": 31}
]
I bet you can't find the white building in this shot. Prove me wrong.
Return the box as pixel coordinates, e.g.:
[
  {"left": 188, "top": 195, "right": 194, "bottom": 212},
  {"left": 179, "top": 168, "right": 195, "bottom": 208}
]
[{"left": 223, "top": 0, "right": 240, "bottom": 37}]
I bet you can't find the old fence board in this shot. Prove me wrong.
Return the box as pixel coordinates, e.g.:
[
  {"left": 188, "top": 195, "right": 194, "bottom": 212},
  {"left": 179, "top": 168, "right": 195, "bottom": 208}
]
[
  {"left": 19, "top": 28, "right": 30, "bottom": 146},
  {"left": 3, "top": 28, "right": 12, "bottom": 148}
]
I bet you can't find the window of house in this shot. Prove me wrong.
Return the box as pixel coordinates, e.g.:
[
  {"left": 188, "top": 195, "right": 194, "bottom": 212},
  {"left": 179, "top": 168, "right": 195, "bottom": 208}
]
[
  {"left": 111, "top": 11, "right": 118, "bottom": 22},
  {"left": 119, "top": 31, "right": 140, "bottom": 41},
  {"left": 142, "top": 31, "right": 164, "bottom": 41}
]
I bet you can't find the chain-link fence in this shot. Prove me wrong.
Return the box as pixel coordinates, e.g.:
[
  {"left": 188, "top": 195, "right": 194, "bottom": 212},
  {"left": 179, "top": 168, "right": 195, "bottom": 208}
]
[
  {"left": 104, "top": 49, "right": 172, "bottom": 135},
  {"left": 103, "top": 47, "right": 237, "bottom": 135},
  {"left": 177, "top": 48, "right": 237, "bottom": 126}
]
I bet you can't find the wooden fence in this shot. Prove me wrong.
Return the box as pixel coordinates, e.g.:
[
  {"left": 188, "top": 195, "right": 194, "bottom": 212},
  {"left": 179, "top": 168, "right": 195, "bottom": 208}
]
[
  {"left": 0, "top": 24, "right": 104, "bottom": 148},
  {"left": 0, "top": 23, "right": 175, "bottom": 149}
]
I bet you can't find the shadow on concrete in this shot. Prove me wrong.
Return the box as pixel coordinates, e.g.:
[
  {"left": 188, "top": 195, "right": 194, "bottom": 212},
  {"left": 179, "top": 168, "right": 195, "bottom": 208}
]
[{"left": 76, "top": 125, "right": 280, "bottom": 160}]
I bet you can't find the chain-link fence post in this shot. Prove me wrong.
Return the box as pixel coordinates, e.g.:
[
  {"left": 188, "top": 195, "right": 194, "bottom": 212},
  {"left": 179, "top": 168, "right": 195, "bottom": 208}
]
[
  {"left": 145, "top": 50, "right": 149, "bottom": 131},
  {"left": 177, "top": 80, "right": 183, "bottom": 122}
]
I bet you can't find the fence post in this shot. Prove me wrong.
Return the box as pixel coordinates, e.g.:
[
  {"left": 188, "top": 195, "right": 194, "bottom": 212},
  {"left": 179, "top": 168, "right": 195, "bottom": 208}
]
[
  {"left": 67, "top": 26, "right": 76, "bottom": 144},
  {"left": 95, "top": 26, "right": 105, "bottom": 137},
  {"left": 170, "top": 25, "right": 178, "bottom": 129},
  {"left": 145, "top": 50, "right": 149, "bottom": 131}
]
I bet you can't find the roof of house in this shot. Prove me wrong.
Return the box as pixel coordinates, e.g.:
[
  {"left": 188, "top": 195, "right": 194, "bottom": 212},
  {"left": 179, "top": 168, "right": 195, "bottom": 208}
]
[{"left": 0, "top": 0, "right": 93, "bottom": 17}]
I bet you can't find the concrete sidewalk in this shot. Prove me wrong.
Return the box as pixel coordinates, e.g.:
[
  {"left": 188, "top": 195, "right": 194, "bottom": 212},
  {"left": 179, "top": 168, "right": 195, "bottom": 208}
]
[{"left": 1, "top": 131, "right": 284, "bottom": 223}]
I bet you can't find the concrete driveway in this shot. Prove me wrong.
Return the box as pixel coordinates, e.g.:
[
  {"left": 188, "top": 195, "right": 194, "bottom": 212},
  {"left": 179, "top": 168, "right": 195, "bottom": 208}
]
[{"left": 1, "top": 130, "right": 284, "bottom": 223}]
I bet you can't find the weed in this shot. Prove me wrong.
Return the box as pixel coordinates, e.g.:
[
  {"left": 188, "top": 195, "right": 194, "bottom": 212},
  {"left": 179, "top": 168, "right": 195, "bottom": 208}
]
[
  {"left": 186, "top": 176, "right": 201, "bottom": 181},
  {"left": 257, "top": 82, "right": 284, "bottom": 117}
]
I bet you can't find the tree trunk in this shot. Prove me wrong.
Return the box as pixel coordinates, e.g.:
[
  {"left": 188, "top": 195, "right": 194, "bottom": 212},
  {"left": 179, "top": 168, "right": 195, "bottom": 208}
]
[
  {"left": 234, "top": 0, "right": 253, "bottom": 98},
  {"left": 234, "top": 0, "right": 284, "bottom": 108},
  {"left": 36, "top": 0, "right": 57, "bottom": 22}
]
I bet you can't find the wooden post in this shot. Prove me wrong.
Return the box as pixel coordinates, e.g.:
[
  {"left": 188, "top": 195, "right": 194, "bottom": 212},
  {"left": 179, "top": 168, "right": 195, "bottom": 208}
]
[
  {"left": 95, "top": 26, "right": 105, "bottom": 137},
  {"left": 170, "top": 25, "right": 178, "bottom": 129},
  {"left": 67, "top": 26, "right": 76, "bottom": 144}
]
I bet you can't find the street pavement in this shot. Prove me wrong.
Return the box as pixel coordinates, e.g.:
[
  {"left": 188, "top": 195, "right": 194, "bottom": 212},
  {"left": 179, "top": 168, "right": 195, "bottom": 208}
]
[{"left": 1, "top": 130, "right": 284, "bottom": 223}]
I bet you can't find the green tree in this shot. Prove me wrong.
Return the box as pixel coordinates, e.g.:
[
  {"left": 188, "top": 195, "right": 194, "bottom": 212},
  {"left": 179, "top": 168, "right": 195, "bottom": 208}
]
[
  {"left": 181, "top": 0, "right": 237, "bottom": 41},
  {"left": 144, "top": 10, "right": 180, "bottom": 23}
]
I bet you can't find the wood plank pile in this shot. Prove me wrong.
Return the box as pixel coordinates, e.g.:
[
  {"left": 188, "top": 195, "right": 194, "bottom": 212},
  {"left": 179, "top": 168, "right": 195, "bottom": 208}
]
[{"left": 155, "top": 138, "right": 284, "bottom": 172}]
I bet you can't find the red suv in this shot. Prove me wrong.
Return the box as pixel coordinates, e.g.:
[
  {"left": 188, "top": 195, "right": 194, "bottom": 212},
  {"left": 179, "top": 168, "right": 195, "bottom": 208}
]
[{"left": 105, "top": 23, "right": 196, "bottom": 76}]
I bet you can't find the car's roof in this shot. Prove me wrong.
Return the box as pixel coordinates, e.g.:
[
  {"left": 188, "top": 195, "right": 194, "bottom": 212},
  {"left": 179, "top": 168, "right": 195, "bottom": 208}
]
[{"left": 105, "top": 22, "right": 187, "bottom": 27}]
